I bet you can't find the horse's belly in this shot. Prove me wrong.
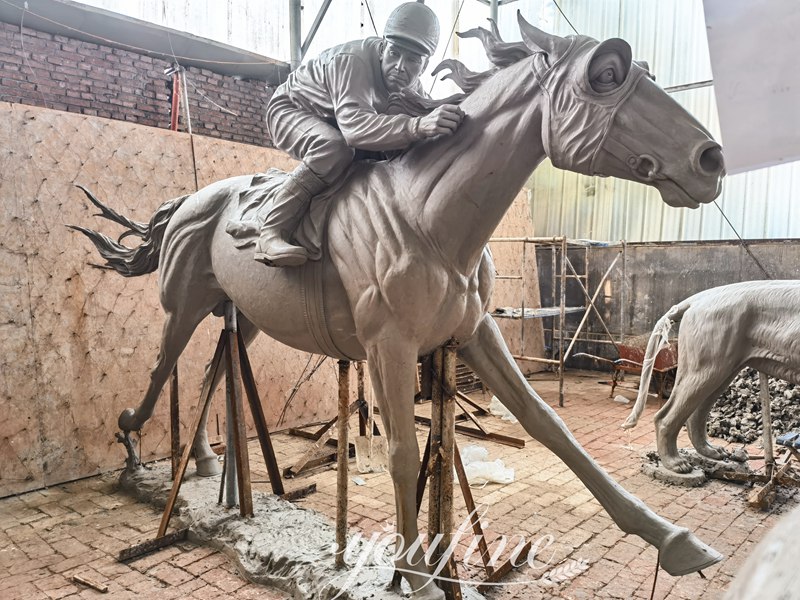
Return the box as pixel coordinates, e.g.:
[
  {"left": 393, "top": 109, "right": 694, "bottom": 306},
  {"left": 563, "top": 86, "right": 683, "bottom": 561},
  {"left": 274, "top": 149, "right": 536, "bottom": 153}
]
[{"left": 210, "top": 231, "right": 362, "bottom": 359}]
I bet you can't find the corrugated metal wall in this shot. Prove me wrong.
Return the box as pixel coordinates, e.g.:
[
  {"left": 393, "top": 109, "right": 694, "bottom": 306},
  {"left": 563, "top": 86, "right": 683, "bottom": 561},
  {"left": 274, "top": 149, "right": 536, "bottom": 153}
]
[
  {"left": 75, "top": 0, "right": 798, "bottom": 241},
  {"left": 528, "top": 0, "right": 800, "bottom": 242}
]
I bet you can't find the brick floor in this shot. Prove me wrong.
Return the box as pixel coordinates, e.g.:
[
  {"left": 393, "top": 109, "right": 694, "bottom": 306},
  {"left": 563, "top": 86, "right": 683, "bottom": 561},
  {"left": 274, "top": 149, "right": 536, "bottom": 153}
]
[{"left": 1, "top": 371, "right": 796, "bottom": 599}]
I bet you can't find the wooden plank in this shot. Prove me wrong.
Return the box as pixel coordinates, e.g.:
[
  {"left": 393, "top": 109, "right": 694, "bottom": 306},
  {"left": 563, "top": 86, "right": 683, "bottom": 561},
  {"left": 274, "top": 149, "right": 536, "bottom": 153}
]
[
  {"left": 158, "top": 331, "right": 225, "bottom": 538},
  {"left": 454, "top": 442, "right": 494, "bottom": 576},
  {"left": 72, "top": 573, "right": 109, "bottom": 593},
  {"left": 119, "top": 528, "right": 188, "bottom": 562},
  {"left": 428, "top": 348, "right": 444, "bottom": 544},
  {"left": 237, "top": 330, "right": 285, "bottom": 496},
  {"left": 413, "top": 415, "right": 526, "bottom": 449},
  {"left": 170, "top": 366, "right": 180, "bottom": 480},
  {"left": 439, "top": 342, "right": 462, "bottom": 600},
  {"left": 285, "top": 400, "right": 360, "bottom": 477}
]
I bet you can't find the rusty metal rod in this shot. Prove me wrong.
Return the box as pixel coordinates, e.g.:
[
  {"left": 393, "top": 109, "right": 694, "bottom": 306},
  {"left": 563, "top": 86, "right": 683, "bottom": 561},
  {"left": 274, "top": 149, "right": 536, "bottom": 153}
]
[
  {"left": 169, "top": 366, "right": 180, "bottom": 480},
  {"left": 335, "top": 360, "right": 350, "bottom": 568}
]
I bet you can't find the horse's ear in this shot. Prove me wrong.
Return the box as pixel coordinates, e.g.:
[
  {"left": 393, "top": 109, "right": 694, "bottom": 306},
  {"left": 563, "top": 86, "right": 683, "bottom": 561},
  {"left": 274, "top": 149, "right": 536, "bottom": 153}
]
[{"left": 517, "top": 11, "right": 569, "bottom": 56}]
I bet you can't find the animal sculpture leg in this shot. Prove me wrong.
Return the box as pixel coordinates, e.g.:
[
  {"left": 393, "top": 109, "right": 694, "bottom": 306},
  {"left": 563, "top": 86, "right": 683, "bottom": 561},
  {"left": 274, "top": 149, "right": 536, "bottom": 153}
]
[
  {"left": 684, "top": 375, "right": 740, "bottom": 464},
  {"left": 366, "top": 340, "right": 445, "bottom": 600},
  {"left": 459, "top": 314, "right": 722, "bottom": 576},
  {"left": 655, "top": 370, "right": 737, "bottom": 473},
  {"left": 193, "top": 313, "right": 261, "bottom": 477},
  {"left": 118, "top": 304, "right": 215, "bottom": 434}
]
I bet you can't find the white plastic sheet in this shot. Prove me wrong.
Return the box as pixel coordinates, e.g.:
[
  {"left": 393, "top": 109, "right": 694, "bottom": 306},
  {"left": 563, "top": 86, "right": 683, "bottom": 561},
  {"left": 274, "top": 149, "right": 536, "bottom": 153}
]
[
  {"left": 458, "top": 444, "right": 515, "bottom": 486},
  {"left": 488, "top": 395, "right": 518, "bottom": 424}
]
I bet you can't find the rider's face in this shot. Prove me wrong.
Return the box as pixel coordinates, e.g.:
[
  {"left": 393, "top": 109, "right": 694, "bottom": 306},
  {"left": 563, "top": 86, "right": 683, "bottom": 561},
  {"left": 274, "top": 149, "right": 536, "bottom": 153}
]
[{"left": 380, "top": 42, "right": 428, "bottom": 93}]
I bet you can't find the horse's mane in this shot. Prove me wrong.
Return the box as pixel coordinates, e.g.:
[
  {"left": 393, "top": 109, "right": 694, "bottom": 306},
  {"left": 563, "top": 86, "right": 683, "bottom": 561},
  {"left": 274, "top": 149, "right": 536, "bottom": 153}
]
[{"left": 386, "top": 19, "right": 533, "bottom": 117}]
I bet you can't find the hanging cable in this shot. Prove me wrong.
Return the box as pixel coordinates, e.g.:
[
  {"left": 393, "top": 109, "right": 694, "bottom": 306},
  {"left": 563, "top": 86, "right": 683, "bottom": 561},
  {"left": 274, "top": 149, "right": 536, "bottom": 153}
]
[
  {"left": 552, "top": 0, "right": 579, "bottom": 35},
  {"left": 363, "top": 0, "right": 379, "bottom": 37},
  {"left": 713, "top": 201, "right": 773, "bottom": 279},
  {"left": 429, "top": 0, "right": 467, "bottom": 95},
  {"left": 18, "top": 2, "right": 50, "bottom": 109}
]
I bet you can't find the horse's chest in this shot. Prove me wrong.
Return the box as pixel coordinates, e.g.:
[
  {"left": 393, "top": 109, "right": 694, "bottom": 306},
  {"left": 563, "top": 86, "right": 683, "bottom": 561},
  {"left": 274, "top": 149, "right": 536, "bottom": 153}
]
[{"left": 380, "top": 259, "right": 482, "bottom": 341}]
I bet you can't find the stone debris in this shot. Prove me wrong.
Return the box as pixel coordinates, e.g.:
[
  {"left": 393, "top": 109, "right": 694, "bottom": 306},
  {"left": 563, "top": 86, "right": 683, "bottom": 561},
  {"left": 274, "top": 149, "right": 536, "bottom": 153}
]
[{"left": 707, "top": 368, "right": 800, "bottom": 444}]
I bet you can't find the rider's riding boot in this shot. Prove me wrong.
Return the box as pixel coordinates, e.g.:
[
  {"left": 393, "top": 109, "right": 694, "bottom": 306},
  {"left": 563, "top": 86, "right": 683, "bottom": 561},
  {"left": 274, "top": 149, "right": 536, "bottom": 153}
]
[{"left": 254, "top": 164, "right": 326, "bottom": 267}]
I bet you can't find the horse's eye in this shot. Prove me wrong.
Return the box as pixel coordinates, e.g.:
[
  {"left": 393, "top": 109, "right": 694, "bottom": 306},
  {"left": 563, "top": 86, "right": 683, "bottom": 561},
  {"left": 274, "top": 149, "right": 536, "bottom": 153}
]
[
  {"left": 590, "top": 65, "right": 621, "bottom": 92},
  {"left": 598, "top": 67, "right": 616, "bottom": 84}
]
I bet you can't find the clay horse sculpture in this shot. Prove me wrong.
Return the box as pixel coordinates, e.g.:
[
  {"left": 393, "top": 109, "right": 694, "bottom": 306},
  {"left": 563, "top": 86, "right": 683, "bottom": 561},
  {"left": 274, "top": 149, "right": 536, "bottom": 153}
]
[
  {"left": 622, "top": 280, "right": 800, "bottom": 474},
  {"left": 72, "top": 15, "right": 726, "bottom": 599}
]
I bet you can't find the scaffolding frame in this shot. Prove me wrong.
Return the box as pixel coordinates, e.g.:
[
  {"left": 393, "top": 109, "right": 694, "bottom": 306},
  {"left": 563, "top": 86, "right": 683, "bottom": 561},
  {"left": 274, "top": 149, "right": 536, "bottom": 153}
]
[{"left": 490, "top": 236, "right": 626, "bottom": 406}]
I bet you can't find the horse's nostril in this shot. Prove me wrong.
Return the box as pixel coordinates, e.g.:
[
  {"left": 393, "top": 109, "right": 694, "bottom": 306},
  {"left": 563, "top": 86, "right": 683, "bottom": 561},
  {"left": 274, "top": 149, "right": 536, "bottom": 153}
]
[{"left": 699, "top": 146, "right": 724, "bottom": 175}]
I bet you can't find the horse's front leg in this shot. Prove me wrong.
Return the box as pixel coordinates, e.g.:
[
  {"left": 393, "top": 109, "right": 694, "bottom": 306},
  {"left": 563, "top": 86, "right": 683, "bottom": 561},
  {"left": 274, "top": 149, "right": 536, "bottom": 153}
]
[
  {"left": 366, "top": 338, "right": 444, "bottom": 600},
  {"left": 459, "top": 314, "right": 723, "bottom": 576}
]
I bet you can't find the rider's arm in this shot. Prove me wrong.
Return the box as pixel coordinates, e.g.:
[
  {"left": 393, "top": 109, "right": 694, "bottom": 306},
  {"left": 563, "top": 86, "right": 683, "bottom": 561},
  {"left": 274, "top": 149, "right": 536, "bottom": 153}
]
[{"left": 327, "top": 54, "right": 424, "bottom": 151}]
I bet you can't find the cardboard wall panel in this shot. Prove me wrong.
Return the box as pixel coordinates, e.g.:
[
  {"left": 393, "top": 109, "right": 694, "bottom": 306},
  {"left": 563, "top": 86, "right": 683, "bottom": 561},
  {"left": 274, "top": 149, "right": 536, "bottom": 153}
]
[{"left": 0, "top": 103, "right": 336, "bottom": 496}]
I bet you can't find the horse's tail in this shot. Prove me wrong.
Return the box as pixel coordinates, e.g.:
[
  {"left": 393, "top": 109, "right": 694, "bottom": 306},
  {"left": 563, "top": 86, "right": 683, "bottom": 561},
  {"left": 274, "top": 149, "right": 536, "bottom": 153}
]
[
  {"left": 621, "top": 302, "right": 688, "bottom": 429},
  {"left": 68, "top": 184, "right": 189, "bottom": 277}
]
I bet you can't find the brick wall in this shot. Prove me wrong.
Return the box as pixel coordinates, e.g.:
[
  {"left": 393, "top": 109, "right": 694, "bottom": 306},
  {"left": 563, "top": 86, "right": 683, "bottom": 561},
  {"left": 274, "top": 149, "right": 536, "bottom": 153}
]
[{"left": 0, "top": 21, "right": 273, "bottom": 147}]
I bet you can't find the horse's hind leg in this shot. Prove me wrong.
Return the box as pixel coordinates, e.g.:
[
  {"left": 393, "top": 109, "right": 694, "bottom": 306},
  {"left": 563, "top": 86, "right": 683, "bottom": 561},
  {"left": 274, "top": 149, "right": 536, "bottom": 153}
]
[
  {"left": 118, "top": 302, "right": 217, "bottom": 434},
  {"left": 654, "top": 368, "right": 735, "bottom": 473},
  {"left": 193, "top": 313, "right": 260, "bottom": 476},
  {"left": 459, "top": 314, "right": 722, "bottom": 577},
  {"left": 683, "top": 373, "right": 738, "bottom": 463}
]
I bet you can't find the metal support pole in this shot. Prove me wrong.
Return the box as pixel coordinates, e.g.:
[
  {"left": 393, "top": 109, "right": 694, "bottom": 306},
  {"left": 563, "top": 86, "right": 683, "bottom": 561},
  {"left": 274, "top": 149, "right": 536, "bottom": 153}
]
[
  {"left": 558, "top": 237, "right": 567, "bottom": 407},
  {"left": 289, "top": 0, "right": 302, "bottom": 70},
  {"left": 220, "top": 304, "right": 254, "bottom": 517},
  {"left": 428, "top": 341, "right": 461, "bottom": 599},
  {"left": 490, "top": 0, "right": 499, "bottom": 23},
  {"left": 521, "top": 242, "right": 527, "bottom": 357},
  {"left": 760, "top": 372, "right": 774, "bottom": 469},
  {"left": 169, "top": 70, "right": 180, "bottom": 131},
  {"left": 562, "top": 252, "right": 622, "bottom": 361},
  {"left": 335, "top": 360, "right": 351, "bottom": 568},
  {"left": 301, "top": 0, "right": 333, "bottom": 60}
]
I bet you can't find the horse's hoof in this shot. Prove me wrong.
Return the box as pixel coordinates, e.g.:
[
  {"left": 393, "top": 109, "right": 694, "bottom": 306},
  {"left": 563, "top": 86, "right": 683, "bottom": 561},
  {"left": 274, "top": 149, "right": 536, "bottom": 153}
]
[
  {"left": 659, "top": 528, "right": 723, "bottom": 576},
  {"left": 699, "top": 445, "right": 728, "bottom": 461},
  {"left": 730, "top": 448, "right": 749, "bottom": 462},
  {"left": 411, "top": 587, "right": 445, "bottom": 600},
  {"left": 195, "top": 455, "right": 222, "bottom": 477},
  {"left": 118, "top": 408, "right": 139, "bottom": 432},
  {"left": 663, "top": 456, "right": 693, "bottom": 474}
]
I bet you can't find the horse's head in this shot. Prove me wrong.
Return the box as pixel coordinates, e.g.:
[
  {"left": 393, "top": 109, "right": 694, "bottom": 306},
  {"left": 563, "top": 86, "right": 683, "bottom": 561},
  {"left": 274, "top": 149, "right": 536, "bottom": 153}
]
[{"left": 519, "top": 14, "right": 724, "bottom": 208}]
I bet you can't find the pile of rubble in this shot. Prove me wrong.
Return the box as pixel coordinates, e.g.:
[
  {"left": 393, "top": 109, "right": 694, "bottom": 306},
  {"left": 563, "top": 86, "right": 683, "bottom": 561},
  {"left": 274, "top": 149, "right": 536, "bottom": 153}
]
[{"left": 707, "top": 368, "right": 800, "bottom": 444}]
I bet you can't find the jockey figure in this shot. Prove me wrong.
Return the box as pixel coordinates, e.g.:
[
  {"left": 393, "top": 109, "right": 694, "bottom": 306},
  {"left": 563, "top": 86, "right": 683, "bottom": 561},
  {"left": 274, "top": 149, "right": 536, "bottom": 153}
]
[{"left": 255, "top": 1, "right": 465, "bottom": 267}]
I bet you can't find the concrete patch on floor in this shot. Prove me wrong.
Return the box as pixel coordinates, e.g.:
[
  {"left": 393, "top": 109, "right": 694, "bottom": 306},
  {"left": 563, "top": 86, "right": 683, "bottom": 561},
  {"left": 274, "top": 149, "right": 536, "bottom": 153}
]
[
  {"left": 641, "top": 462, "right": 706, "bottom": 487},
  {"left": 640, "top": 448, "right": 753, "bottom": 487},
  {"left": 682, "top": 449, "right": 752, "bottom": 477},
  {"left": 118, "top": 464, "right": 486, "bottom": 600}
]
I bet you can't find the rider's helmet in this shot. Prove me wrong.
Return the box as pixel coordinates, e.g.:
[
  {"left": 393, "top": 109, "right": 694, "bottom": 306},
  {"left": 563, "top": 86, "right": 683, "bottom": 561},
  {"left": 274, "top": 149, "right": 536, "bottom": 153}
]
[{"left": 383, "top": 2, "right": 440, "bottom": 56}]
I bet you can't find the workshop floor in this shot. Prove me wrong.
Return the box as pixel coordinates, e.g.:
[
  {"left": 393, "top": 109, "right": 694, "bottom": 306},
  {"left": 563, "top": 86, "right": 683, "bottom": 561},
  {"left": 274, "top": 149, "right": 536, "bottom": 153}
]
[{"left": 1, "top": 371, "right": 796, "bottom": 599}]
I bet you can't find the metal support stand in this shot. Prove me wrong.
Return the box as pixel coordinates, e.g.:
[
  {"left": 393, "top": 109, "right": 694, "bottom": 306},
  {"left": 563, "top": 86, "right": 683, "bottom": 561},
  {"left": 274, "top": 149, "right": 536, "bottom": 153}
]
[
  {"left": 285, "top": 363, "right": 382, "bottom": 478},
  {"left": 392, "top": 341, "right": 527, "bottom": 597},
  {"left": 120, "top": 304, "right": 313, "bottom": 562}
]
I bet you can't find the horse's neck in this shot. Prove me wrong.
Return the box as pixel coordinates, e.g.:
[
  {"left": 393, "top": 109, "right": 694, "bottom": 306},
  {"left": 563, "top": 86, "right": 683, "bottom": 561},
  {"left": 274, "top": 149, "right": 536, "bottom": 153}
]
[{"left": 400, "top": 59, "right": 546, "bottom": 274}]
